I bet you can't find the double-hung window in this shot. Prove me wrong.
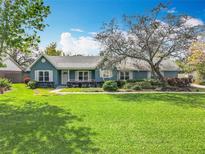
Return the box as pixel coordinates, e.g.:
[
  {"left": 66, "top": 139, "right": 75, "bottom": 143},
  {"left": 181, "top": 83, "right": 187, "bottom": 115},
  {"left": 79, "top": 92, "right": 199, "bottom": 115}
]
[
  {"left": 120, "top": 71, "right": 130, "bottom": 80},
  {"left": 78, "top": 71, "right": 89, "bottom": 81},
  {"left": 35, "top": 70, "right": 53, "bottom": 82}
]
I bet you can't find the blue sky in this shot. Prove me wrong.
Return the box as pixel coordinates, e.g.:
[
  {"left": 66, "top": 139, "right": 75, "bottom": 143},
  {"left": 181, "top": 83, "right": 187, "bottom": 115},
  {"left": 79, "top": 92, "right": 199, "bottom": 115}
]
[{"left": 39, "top": 0, "right": 205, "bottom": 55}]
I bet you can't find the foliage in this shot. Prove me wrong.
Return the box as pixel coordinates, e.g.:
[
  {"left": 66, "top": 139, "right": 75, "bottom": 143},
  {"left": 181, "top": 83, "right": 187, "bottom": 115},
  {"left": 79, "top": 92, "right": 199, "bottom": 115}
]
[
  {"left": 123, "top": 82, "right": 135, "bottom": 89},
  {"left": 123, "top": 81, "right": 153, "bottom": 90},
  {"left": 131, "top": 84, "right": 142, "bottom": 90},
  {"left": 27, "top": 81, "right": 36, "bottom": 89},
  {"left": 0, "top": 78, "right": 12, "bottom": 89},
  {"left": 0, "top": 0, "right": 50, "bottom": 65},
  {"left": 165, "top": 77, "right": 192, "bottom": 87},
  {"left": 102, "top": 80, "right": 118, "bottom": 91},
  {"left": 44, "top": 42, "right": 64, "bottom": 56},
  {"left": 96, "top": 2, "right": 201, "bottom": 80},
  {"left": 23, "top": 77, "right": 31, "bottom": 85},
  {"left": 116, "top": 80, "right": 126, "bottom": 88},
  {"left": 138, "top": 81, "right": 152, "bottom": 89},
  {"left": 148, "top": 79, "right": 165, "bottom": 87},
  {"left": 126, "top": 79, "right": 145, "bottom": 83}
]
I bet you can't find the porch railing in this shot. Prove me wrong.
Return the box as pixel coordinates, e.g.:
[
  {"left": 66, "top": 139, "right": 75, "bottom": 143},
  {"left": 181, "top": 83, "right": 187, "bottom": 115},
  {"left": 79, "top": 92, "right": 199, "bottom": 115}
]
[
  {"left": 67, "top": 80, "right": 103, "bottom": 88},
  {"left": 36, "top": 82, "right": 55, "bottom": 88}
]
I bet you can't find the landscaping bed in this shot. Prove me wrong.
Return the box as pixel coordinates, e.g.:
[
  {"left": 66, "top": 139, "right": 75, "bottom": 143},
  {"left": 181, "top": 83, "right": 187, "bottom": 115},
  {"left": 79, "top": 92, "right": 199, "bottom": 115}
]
[{"left": 59, "top": 78, "right": 194, "bottom": 93}]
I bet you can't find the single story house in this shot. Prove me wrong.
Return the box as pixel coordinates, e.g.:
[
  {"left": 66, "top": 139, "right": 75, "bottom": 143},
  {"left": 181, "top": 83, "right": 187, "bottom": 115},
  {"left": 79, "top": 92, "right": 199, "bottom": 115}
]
[
  {"left": 26, "top": 55, "right": 180, "bottom": 87},
  {"left": 0, "top": 57, "right": 24, "bottom": 83}
]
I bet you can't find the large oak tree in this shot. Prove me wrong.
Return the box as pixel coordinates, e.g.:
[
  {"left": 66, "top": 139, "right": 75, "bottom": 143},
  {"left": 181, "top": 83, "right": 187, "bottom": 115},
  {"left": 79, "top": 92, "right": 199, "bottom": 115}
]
[{"left": 96, "top": 3, "right": 204, "bottom": 80}]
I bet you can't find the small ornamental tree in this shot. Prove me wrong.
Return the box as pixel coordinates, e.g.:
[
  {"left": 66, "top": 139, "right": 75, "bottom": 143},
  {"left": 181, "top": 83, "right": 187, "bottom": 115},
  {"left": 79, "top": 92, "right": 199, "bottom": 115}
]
[{"left": 184, "top": 42, "right": 205, "bottom": 82}]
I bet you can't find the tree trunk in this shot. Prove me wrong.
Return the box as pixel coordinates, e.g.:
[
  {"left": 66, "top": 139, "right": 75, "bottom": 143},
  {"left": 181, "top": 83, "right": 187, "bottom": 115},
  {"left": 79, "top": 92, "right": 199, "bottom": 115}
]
[{"left": 150, "top": 63, "right": 164, "bottom": 81}]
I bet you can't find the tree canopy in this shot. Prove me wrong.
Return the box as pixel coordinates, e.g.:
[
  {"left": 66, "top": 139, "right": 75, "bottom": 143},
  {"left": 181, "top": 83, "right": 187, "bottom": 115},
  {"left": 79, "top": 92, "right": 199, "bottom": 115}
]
[
  {"left": 0, "top": 0, "right": 50, "bottom": 65},
  {"left": 44, "top": 42, "right": 64, "bottom": 56},
  {"left": 96, "top": 2, "right": 204, "bottom": 80}
]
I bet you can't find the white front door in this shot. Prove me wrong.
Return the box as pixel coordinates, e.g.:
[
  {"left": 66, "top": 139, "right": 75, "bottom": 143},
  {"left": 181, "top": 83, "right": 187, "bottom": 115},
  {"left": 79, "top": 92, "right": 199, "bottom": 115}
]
[{"left": 61, "top": 71, "right": 68, "bottom": 85}]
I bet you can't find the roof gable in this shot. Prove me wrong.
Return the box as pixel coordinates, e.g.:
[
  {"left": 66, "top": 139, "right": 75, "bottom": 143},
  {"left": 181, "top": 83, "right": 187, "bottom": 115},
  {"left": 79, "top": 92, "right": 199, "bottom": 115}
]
[
  {"left": 27, "top": 55, "right": 57, "bottom": 71},
  {"left": 0, "top": 57, "right": 23, "bottom": 71}
]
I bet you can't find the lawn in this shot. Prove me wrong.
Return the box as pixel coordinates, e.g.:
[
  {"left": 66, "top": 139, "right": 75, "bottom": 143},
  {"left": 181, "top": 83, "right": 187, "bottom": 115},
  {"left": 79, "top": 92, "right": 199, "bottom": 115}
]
[{"left": 0, "top": 84, "right": 205, "bottom": 153}]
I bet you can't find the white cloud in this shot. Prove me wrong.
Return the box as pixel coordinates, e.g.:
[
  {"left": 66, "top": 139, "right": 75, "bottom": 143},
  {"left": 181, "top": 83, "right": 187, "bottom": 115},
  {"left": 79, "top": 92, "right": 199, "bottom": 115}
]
[
  {"left": 167, "top": 7, "right": 177, "bottom": 13},
  {"left": 88, "top": 32, "right": 97, "bottom": 36},
  {"left": 59, "top": 32, "right": 100, "bottom": 55},
  {"left": 70, "top": 28, "right": 84, "bottom": 32},
  {"left": 183, "top": 17, "right": 204, "bottom": 27}
]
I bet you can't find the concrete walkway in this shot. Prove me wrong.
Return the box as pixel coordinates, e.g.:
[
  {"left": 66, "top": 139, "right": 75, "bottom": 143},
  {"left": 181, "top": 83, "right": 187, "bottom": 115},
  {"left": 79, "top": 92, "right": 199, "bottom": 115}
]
[
  {"left": 191, "top": 84, "right": 205, "bottom": 89},
  {"left": 50, "top": 88, "right": 205, "bottom": 95}
]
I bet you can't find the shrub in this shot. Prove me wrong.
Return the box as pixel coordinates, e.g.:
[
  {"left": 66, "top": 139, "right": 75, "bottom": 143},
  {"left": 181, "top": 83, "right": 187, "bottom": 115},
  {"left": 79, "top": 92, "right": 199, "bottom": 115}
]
[
  {"left": 0, "top": 78, "right": 12, "bottom": 90},
  {"left": 127, "top": 79, "right": 145, "bottom": 83},
  {"left": 27, "top": 81, "right": 36, "bottom": 89},
  {"left": 165, "top": 77, "right": 192, "bottom": 87},
  {"left": 148, "top": 79, "right": 164, "bottom": 87},
  {"left": 102, "top": 80, "right": 118, "bottom": 91},
  {"left": 116, "top": 80, "right": 126, "bottom": 88},
  {"left": 123, "top": 83, "right": 135, "bottom": 89},
  {"left": 138, "top": 81, "right": 152, "bottom": 89},
  {"left": 23, "top": 77, "right": 31, "bottom": 85},
  {"left": 131, "top": 84, "right": 142, "bottom": 90}
]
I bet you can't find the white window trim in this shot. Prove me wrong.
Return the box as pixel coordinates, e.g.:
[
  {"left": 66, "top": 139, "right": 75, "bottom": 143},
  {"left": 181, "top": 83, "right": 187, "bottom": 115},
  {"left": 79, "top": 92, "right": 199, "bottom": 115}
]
[
  {"left": 35, "top": 70, "right": 53, "bottom": 82},
  {"left": 119, "top": 71, "right": 131, "bottom": 80},
  {"left": 76, "top": 71, "right": 91, "bottom": 81},
  {"left": 100, "top": 69, "right": 112, "bottom": 78},
  {"left": 147, "top": 72, "right": 151, "bottom": 79},
  {"left": 61, "top": 70, "right": 69, "bottom": 84}
]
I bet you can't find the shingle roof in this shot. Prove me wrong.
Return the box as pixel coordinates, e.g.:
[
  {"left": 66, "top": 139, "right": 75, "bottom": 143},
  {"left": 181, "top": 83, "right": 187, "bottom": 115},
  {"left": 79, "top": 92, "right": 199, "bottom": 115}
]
[
  {"left": 45, "top": 55, "right": 103, "bottom": 69},
  {"left": 0, "top": 57, "right": 23, "bottom": 71},
  {"left": 116, "top": 58, "right": 180, "bottom": 71},
  {"left": 28, "top": 55, "right": 179, "bottom": 71}
]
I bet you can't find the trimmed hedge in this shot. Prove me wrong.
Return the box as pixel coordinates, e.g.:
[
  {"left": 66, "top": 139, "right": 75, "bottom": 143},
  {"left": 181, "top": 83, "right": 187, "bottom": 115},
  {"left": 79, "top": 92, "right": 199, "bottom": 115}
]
[{"left": 103, "top": 81, "right": 118, "bottom": 92}]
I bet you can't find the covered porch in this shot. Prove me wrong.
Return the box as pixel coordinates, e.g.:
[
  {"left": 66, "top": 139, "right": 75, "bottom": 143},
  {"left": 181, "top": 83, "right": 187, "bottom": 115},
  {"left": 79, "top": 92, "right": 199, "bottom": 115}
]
[{"left": 59, "top": 70, "right": 103, "bottom": 87}]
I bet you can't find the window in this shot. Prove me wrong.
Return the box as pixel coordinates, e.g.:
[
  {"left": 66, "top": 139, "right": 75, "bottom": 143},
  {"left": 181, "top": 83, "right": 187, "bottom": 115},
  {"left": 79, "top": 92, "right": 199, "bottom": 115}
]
[
  {"left": 37, "top": 71, "right": 50, "bottom": 82},
  {"left": 120, "top": 71, "right": 130, "bottom": 80},
  {"left": 44, "top": 71, "right": 49, "bottom": 82},
  {"left": 101, "top": 70, "right": 112, "bottom": 78},
  {"left": 78, "top": 71, "right": 89, "bottom": 81},
  {"left": 39, "top": 71, "right": 44, "bottom": 82}
]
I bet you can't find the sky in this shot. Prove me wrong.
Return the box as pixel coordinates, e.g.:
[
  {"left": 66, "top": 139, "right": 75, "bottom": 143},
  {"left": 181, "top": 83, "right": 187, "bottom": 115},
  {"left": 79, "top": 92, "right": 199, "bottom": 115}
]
[{"left": 38, "top": 0, "right": 205, "bottom": 55}]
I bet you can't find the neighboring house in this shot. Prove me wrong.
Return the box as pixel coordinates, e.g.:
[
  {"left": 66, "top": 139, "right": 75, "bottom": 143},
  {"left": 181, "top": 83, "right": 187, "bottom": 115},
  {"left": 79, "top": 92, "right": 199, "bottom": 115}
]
[
  {"left": 27, "top": 55, "right": 180, "bottom": 87},
  {"left": 0, "top": 57, "right": 24, "bottom": 83}
]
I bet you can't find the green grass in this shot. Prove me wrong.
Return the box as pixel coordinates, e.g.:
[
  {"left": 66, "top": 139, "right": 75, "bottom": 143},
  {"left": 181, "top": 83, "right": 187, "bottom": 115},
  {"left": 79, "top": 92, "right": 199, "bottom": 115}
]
[
  {"left": 60, "top": 87, "right": 103, "bottom": 92},
  {"left": 0, "top": 84, "right": 205, "bottom": 153}
]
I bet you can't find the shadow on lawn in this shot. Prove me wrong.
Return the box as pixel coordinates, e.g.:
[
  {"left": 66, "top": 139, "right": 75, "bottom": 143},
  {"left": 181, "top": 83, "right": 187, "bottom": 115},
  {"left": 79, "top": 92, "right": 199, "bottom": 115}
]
[
  {"left": 0, "top": 101, "right": 99, "bottom": 153},
  {"left": 113, "top": 94, "right": 205, "bottom": 109}
]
